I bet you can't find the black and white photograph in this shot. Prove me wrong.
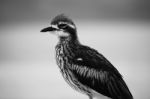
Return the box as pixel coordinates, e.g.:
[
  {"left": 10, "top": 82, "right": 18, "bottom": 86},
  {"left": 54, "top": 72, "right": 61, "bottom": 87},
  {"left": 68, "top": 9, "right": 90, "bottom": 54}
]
[{"left": 0, "top": 0, "right": 150, "bottom": 99}]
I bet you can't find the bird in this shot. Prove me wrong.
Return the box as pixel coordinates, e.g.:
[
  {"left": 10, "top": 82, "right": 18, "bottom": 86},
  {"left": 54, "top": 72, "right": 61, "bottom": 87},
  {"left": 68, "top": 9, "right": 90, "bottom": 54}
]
[{"left": 41, "top": 14, "right": 133, "bottom": 99}]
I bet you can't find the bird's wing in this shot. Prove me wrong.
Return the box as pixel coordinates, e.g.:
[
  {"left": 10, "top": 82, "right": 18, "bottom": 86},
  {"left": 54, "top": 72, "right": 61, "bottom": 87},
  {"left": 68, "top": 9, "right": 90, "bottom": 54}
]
[{"left": 70, "top": 46, "right": 133, "bottom": 99}]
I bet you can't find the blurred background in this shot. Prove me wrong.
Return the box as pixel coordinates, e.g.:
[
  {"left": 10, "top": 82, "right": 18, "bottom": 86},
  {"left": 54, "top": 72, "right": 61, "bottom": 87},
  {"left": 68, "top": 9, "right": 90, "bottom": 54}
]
[{"left": 0, "top": 0, "right": 150, "bottom": 99}]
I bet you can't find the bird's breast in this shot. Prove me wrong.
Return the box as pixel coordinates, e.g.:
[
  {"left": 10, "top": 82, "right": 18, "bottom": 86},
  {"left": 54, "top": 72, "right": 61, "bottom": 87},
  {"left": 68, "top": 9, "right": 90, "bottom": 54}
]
[
  {"left": 55, "top": 45, "right": 91, "bottom": 94},
  {"left": 55, "top": 46, "right": 75, "bottom": 87},
  {"left": 55, "top": 45, "right": 66, "bottom": 70}
]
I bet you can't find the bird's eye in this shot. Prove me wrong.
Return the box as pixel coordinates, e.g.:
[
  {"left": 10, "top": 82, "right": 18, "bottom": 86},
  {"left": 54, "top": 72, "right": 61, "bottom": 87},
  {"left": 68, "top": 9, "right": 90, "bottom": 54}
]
[{"left": 58, "top": 23, "right": 67, "bottom": 29}]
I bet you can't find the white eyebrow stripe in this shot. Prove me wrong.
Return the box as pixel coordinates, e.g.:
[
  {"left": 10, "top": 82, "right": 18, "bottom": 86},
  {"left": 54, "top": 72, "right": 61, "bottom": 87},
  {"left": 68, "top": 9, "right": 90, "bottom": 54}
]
[
  {"left": 51, "top": 25, "right": 59, "bottom": 29},
  {"left": 68, "top": 24, "right": 76, "bottom": 29}
]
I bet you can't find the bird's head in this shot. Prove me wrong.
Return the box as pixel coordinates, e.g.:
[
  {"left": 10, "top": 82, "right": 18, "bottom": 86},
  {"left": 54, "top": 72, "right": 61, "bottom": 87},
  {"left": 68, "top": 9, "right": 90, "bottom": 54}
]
[{"left": 41, "top": 14, "right": 77, "bottom": 40}]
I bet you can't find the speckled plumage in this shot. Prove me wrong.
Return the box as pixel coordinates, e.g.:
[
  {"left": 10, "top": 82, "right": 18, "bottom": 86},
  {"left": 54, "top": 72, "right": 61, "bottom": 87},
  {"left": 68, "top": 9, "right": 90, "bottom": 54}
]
[{"left": 41, "top": 14, "right": 133, "bottom": 99}]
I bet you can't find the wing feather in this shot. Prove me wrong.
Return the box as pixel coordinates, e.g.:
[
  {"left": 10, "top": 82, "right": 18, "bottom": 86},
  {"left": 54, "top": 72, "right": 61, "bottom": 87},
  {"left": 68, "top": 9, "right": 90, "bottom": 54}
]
[{"left": 70, "top": 45, "right": 133, "bottom": 99}]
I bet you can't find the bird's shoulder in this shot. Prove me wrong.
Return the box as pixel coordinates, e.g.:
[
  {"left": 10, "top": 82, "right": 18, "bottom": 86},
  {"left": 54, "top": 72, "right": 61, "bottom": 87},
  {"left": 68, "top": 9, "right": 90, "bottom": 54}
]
[
  {"left": 73, "top": 45, "right": 118, "bottom": 72},
  {"left": 71, "top": 44, "right": 122, "bottom": 80}
]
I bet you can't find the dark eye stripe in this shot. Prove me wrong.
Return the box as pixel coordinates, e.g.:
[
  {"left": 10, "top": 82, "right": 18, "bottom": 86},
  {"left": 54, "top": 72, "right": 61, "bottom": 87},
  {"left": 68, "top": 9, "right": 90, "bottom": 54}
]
[{"left": 58, "top": 23, "right": 67, "bottom": 28}]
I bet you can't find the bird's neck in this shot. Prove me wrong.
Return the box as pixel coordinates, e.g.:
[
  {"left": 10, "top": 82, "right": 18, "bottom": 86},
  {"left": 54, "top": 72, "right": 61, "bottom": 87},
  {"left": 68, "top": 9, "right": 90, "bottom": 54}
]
[
  {"left": 56, "top": 35, "right": 80, "bottom": 58},
  {"left": 58, "top": 30, "right": 80, "bottom": 48},
  {"left": 59, "top": 28, "right": 78, "bottom": 43},
  {"left": 58, "top": 37, "right": 80, "bottom": 48}
]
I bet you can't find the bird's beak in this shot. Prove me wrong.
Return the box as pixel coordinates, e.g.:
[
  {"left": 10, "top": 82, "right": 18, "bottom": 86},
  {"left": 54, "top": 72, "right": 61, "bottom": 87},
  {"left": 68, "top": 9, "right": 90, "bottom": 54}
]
[{"left": 40, "top": 26, "right": 58, "bottom": 32}]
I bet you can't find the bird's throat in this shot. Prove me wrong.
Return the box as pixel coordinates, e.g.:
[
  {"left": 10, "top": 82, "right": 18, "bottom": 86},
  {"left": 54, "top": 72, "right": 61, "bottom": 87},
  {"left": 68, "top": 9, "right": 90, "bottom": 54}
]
[{"left": 59, "top": 34, "right": 79, "bottom": 46}]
